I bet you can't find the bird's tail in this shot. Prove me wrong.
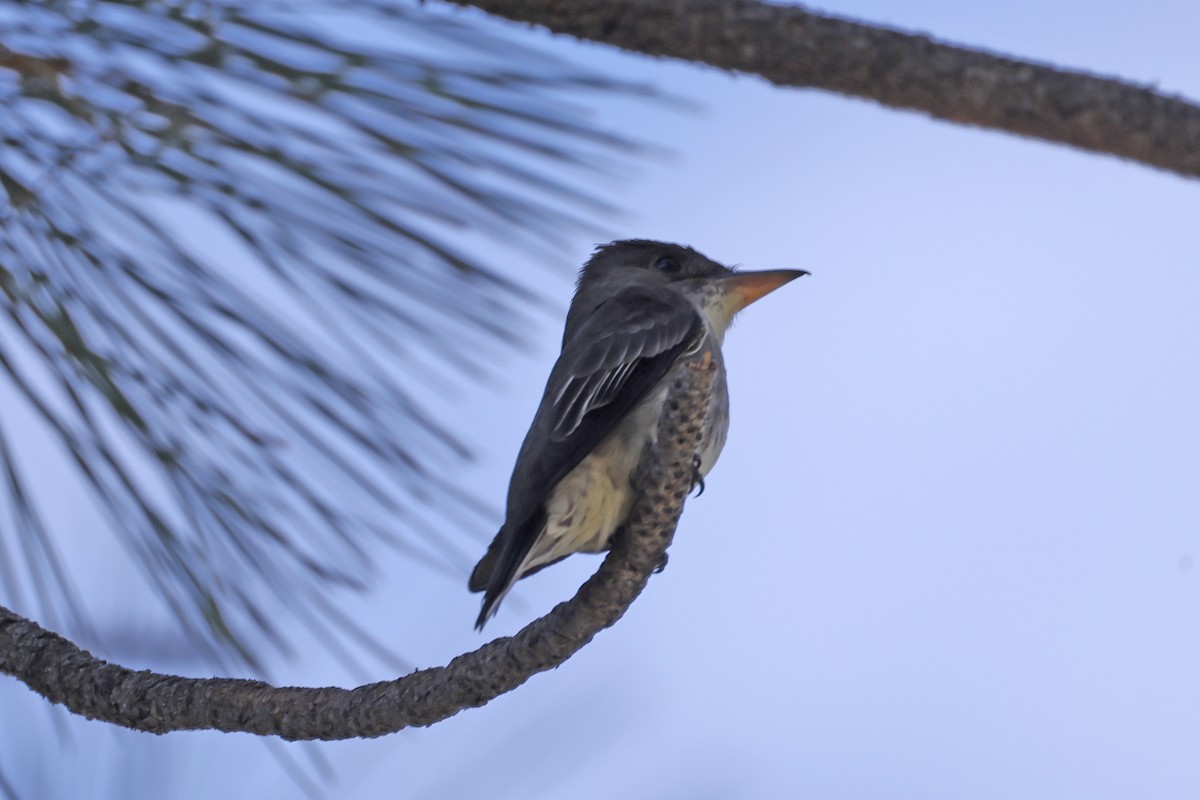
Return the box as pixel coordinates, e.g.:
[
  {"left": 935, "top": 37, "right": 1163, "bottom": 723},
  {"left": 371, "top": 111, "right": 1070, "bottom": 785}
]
[
  {"left": 469, "top": 529, "right": 509, "bottom": 629},
  {"left": 468, "top": 535, "right": 502, "bottom": 595},
  {"left": 470, "top": 510, "right": 547, "bottom": 630}
]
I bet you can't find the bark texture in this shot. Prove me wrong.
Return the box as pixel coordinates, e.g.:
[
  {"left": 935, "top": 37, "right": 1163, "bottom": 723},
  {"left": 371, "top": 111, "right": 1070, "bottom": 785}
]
[
  {"left": 448, "top": 0, "right": 1200, "bottom": 179},
  {"left": 0, "top": 357, "right": 716, "bottom": 740}
]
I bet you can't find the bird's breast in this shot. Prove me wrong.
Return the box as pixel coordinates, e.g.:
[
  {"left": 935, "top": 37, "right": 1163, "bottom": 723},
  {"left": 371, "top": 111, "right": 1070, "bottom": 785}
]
[
  {"left": 694, "top": 339, "right": 730, "bottom": 478},
  {"left": 518, "top": 342, "right": 731, "bottom": 577}
]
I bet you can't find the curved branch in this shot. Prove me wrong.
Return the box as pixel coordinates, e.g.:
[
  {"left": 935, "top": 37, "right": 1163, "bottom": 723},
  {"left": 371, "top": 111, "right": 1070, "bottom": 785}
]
[
  {"left": 448, "top": 0, "right": 1200, "bottom": 179},
  {"left": 0, "top": 357, "right": 716, "bottom": 740}
]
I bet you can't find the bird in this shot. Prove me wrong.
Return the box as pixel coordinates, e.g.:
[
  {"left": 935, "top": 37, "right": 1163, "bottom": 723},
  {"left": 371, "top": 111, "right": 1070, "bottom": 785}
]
[{"left": 470, "top": 240, "right": 806, "bottom": 629}]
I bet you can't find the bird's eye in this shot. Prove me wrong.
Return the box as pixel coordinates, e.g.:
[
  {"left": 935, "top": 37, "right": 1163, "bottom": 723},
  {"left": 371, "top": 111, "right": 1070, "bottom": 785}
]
[{"left": 654, "top": 255, "right": 682, "bottom": 274}]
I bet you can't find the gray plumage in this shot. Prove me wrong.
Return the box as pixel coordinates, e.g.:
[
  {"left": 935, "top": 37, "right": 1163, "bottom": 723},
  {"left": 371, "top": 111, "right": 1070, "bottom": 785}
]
[{"left": 471, "top": 240, "right": 805, "bottom": 628}]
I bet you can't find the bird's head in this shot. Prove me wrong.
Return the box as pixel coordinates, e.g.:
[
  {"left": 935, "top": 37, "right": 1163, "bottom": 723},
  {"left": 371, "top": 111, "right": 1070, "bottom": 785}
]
[{"left": 571, "top": 239, "right": 807, "bottom": 338}]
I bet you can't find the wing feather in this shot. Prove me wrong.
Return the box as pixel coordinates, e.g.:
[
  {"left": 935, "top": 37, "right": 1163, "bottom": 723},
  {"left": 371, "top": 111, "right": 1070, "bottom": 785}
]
[{"left": 549, "top": 292, "right": 700, "bottom": 440}]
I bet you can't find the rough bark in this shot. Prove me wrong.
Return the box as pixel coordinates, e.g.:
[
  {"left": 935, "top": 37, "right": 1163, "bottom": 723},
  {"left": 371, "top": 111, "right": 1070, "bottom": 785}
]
[
  {"left": 447, "top": 0, "right": 1200, "bottom": 179},
  {"left": 0, "top": 357, "right": 716, "bottom": 740}
]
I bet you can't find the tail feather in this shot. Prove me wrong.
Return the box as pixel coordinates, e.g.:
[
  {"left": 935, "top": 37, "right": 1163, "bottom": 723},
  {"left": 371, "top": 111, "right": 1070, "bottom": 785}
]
[
  {"left": 468, "top": 534, "right": 502, "bottom": 594},
  {"left": 473, "top": 553, "right": 581, "bottom": 629},
  {"left": 474, "top": 579, "right": 514, "bottom": 630},
  {"left": 472, "top": 509, "right": 546, "bottom": 630}
]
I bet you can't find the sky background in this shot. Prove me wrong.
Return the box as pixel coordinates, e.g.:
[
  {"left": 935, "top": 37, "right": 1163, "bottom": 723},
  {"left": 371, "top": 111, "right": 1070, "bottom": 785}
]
[{"left": 4, "top": 1, "right": 1200, "bottom": 798}]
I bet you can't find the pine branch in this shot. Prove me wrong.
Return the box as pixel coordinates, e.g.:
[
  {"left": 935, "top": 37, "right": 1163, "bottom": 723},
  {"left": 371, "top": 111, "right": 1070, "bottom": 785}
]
[
  {"left": 447, "top": 0, "right": 1200, "bottom": 179},
  {"left": 0, "top": 357, "right": 715, "bottom": 740}
]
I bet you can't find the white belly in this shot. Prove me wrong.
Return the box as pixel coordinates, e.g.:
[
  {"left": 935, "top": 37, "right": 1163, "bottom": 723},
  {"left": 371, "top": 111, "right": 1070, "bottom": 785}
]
[{"left": 518, "top": 358, "right": 730, "bottom": 577}]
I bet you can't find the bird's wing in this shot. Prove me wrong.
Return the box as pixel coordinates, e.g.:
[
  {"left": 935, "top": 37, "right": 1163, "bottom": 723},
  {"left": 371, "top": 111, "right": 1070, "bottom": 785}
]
[
  {"left": 472, "top": 286, "right": 705, "bottom": 620},
  {"left": 549, "top": 290, "right": 704, "bottom": 442},
  {"left": 517, "top": 286, "right": 705, "bottom": 523}
]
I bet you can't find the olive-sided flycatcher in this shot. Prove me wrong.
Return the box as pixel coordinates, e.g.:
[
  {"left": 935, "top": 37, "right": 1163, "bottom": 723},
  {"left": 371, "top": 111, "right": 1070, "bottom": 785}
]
[{"left": 470, "top": 240, "right": 805, "bottom": 628}]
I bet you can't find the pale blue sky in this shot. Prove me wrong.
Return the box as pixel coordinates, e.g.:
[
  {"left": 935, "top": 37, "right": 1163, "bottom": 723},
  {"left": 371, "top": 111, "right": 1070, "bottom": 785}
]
[{"left": 4, "top": 2, "right": 1200, "bottom": 798}]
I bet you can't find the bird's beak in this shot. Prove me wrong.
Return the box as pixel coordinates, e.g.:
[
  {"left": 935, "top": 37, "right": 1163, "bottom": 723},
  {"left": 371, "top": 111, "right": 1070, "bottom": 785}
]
[{"left": 721, "top": 269, "right": 809, "bottom": 310}]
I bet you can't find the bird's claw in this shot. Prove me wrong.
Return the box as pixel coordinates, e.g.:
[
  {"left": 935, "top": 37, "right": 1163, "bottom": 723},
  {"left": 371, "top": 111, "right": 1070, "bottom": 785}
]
[
  {"left": 654, "top": 552, "right": 669, "bottom": 574},
  {"left": 690, "top": 454, "right": 705, "bottom": 497}
]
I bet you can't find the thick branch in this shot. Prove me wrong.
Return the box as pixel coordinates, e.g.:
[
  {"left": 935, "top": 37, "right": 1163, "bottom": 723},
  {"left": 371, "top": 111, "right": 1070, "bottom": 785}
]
[
  {"left": 0, "top": 357, "right": 716, "bottom": 740},
  {"left": 448, "top": 0, "right": 1200, "bottom": 179}
]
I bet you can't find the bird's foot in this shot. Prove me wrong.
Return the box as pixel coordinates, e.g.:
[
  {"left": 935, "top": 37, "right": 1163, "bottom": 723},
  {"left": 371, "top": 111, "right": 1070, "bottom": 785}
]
[
  {"left": 690, "top": 454, "right": 705, "bottom": 497},
  {"left": 654, "top": 552, "right": 669, "bottom": 574}
]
